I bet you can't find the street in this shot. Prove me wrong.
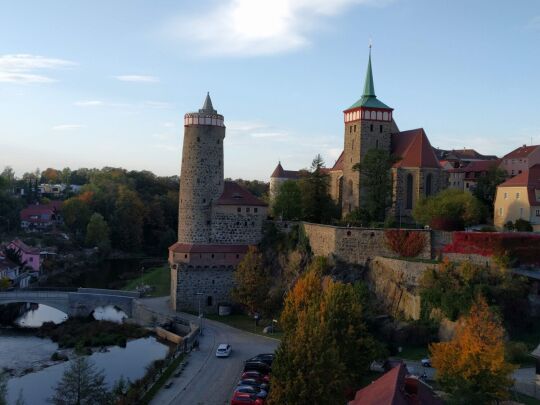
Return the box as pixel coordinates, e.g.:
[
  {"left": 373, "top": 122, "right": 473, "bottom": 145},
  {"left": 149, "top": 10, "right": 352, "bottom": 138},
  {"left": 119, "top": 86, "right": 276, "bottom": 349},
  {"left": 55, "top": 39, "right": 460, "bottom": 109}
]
[{"left": 142, "top": 297, "right": 279, "bottom": 405}]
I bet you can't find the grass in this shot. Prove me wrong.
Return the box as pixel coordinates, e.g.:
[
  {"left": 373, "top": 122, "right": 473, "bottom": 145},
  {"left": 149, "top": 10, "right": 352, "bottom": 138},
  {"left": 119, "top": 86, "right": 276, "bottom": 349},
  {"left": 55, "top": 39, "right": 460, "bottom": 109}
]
[
  {"left": 123, "top": 265, "right": 170, "bottom": 297},
  {"left": 511, "top": 391, "right": 540, "bottom": 405},
  {"left": 396, "top": 344, "right": 429, "bottom": 361},
  {"left": 140, "top": 353, "right": 186, "bottom": 404},
  {"left": 195, "top": 313, "right": 283, "bottom": 340}
]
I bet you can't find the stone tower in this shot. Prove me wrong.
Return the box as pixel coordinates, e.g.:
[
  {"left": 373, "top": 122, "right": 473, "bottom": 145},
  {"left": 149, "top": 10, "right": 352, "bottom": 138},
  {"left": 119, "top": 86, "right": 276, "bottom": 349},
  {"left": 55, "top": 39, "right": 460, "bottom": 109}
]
[
  {"left": 341, "top": 48, "right": 396, "bottom": 215},
  {"left": 178, "top": 93, "right": 225, "bottom": 244}
]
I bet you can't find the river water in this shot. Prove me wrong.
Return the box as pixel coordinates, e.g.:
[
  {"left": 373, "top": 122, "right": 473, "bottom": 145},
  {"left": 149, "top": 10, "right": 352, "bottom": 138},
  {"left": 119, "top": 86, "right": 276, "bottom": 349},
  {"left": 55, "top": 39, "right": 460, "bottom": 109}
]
[{"left": 1, "top": 304, "right": 169, "bottom": 405}]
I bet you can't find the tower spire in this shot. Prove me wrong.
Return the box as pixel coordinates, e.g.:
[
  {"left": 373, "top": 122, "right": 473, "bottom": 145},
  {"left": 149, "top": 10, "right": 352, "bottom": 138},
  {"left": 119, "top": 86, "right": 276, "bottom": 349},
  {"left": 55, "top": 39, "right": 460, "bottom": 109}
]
[
  {"left": 362, "top": 45, "right": 375, "bottom": 98},
  {"left": 200, "top": 92, "right": 217, "bottom": 114}
]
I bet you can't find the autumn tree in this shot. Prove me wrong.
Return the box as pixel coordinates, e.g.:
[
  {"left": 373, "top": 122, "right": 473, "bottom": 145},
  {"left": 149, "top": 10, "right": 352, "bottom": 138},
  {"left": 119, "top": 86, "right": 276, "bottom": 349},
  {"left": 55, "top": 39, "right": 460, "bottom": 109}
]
[
  {"left": 62, "top": 197, "right": 92, "bottom": 237},
  {"left": 50, "top": 356, "right": 111, "bottom": 405},
  {"left": 430, "top": 296, "right": 515, "bottom": 403},
  {"left": 231, "top": 247, "right": 271, "bottom": 315},
  {"left": 270, "top": 259, "right": 382, "bottom": 404},
  {"left": 85, "top": 213, "right": 111, "bottom": 252},
  {"left": 41, "top": 168, "right": 61, "bottom": 183},
  {"left": 272, "top": 180, "right": 302, "bottom": 220},
  {"left": 353, "top": 149, "right": 400, "bottom": 222}
]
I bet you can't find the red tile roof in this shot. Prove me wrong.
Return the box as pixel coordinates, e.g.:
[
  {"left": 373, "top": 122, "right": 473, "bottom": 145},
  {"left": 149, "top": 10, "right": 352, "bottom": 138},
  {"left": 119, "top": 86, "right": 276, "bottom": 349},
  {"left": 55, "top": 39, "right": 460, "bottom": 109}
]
[
  {"left": 498, "top": 164, "right": 540, "bottom": 207},
  {"left": 330, "top": 151, "right": 344, "bottom": 171},
  {"left": 503, "top": 145, "right": 540, "bottom": 160},
  {"left": 9, "top": 239, "right": 40, "bottom": 254},
  {"left": 169, "top": 243, "right": 250, "bottom": 254},
  {"left": 349, "top": 364, "right": 443, "bottom": 405},
  {"left": 216, "top": 181, "right": 267, "bottom": 206},
  {"left": 20, "top": 202, "right": 63, "bottom": 223},
  {"left": 392, "top": 129, "right": 441, "bottom": 169},
  {"left": 270, "top": 162, "right": 301, "bottom": 179}
]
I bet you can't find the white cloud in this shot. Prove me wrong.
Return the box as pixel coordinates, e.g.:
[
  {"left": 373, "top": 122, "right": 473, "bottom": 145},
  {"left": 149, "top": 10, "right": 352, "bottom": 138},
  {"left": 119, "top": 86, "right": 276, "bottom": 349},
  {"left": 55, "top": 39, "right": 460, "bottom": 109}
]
[
  {"left": 164, "top": 0, "right": 391, "bottom": 56},
  {"left": 74, "top": 100, "right": 104, "bottom": 107},
  {"left": 52, "top": 124, "right": 84, "bottom": 131},
  {"left": 144, "top": 101, "right": 171, "bottom": 108},
  {"left": 115, "top": 75, "right": 159, "bottom": 83},
  {"left": 162, "top": 122, "right": 176, "bottom": 128},
  {"left": 0, "top": 54, "right": 76, "bottom": 83}
]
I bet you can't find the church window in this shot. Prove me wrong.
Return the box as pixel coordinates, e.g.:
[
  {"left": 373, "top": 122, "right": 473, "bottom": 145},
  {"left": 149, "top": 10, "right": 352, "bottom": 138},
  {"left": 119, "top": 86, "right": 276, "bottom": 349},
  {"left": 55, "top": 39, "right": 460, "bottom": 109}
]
[
  {"left": 425, "top": 174, "right": 432, "bottom": 196},
  {"left": 406, "top": 174, "right": 413, "bottom": 209},
  {"left": 370, "top": 124, "right": 373, "bottom": 132},
  {"left": 379, "top": 125, "right": 383, "bottom": 133},
  {"left": 383, "top": 112, "right": 388, "bottom": 121}
]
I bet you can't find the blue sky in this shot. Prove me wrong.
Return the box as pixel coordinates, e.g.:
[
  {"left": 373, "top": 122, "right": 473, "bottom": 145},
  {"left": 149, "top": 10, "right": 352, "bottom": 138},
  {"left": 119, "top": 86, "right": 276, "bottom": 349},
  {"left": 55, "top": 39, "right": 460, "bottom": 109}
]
[{"left": 1, "top": 0, "right": 539, "bottom": 180}]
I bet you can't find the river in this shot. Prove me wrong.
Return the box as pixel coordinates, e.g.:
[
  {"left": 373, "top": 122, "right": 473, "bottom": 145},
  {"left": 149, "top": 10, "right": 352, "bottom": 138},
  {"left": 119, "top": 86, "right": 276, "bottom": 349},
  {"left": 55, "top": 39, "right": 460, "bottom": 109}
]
[{"left": 0, "top": 304, "right": 169, "bottom": 405}]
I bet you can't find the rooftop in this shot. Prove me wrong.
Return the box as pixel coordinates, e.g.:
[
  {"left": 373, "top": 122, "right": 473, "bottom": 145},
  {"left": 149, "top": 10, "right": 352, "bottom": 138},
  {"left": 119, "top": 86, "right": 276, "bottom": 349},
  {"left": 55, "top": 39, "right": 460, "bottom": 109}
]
[
  {"left": 216, "top": 181, "right": 267, "bottom": 206},
  {"left": 392, "top": 128, "right": 441, "bottom": 169},
  {"left": 503, "top": 144, "right": 540, "bottom": 160}
]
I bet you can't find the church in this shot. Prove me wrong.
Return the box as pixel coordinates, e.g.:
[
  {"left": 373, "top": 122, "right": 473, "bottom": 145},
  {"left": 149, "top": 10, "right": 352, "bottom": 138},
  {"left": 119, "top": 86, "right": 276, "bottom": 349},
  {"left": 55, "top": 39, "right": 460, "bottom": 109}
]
[{"left": 270, "top": 50, "right": 446, "bottom": 220}]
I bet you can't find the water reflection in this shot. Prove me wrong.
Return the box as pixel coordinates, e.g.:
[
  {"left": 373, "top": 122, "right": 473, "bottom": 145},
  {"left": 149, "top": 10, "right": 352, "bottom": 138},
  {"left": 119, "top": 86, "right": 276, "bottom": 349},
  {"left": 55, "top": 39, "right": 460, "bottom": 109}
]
[
  {"left": 93, "top": 306, "right": 127, "bottom": 323},
  {"left": 6, "top": 337, "right": 169, "bottom": 405},
  {"left": 15, "top": 304, "right": 67, "bottom": 328}
]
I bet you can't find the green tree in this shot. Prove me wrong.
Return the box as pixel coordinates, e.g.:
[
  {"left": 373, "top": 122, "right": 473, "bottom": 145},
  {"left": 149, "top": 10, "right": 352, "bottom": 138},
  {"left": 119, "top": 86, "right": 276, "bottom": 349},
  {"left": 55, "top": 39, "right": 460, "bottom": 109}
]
[
  {"left": 85, "top": 213, "right": 111, "bottom": 252},
  {"left": 413, "top": 188, "right": 485, "bottom": 230},
  {"left": 272, "top": 180, "right": 302, "bottom": 220},
  {"left": 298, "top": 155, "right": 338, "bottom": 224},
  {"left": 41, "top": 168, "right": 61, "bottom": 184},
  {"left": 111, "top": 186, "right": 145, "bottom": 251},
  {"left": 231, "top": 247, "right": 271, "bottom": 315},
  {"left": 62, "top": 197, "right": 92, "bottom": 237},
  {"left": 49, "top": 356, "right": 111, "bottom": 405},
  {"left": 353, "top": 149, "right": 400, "bottom": 222},
  {"left": 473, "top": 166, "right": 507, "bottom": 214}
]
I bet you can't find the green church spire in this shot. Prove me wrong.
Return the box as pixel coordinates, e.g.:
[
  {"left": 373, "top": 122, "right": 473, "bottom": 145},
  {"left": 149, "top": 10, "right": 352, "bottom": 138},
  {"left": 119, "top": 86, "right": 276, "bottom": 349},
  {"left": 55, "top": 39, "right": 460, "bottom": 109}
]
[
  {"left": 348, "top": 46, "right": 391, "bottom": 110},
  {"left": 363, "top": 47, "right": 376, "bottom": 97}
]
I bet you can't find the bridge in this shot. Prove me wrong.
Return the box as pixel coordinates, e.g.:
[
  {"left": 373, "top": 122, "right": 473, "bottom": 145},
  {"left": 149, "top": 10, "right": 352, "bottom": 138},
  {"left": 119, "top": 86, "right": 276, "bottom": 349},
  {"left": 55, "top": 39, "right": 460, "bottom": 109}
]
[{"left": 0, "top": 288, "right": 140, "bottom": 317}]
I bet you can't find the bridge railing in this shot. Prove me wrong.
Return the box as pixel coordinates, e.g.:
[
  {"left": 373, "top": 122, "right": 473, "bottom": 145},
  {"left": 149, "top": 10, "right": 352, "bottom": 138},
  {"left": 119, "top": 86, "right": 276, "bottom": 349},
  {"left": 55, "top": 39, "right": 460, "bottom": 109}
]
[{"left": 0, "top": 290, "right": 69, "bottom": 299}]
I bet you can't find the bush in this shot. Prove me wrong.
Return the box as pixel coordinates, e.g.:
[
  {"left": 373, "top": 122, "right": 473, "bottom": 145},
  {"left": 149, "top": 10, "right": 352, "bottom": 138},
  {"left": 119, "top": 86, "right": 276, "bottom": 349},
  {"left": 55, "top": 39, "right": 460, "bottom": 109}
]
[
  {"left": 506, "top": 341, "right": 530, "bottom": 365},
  {"left": 384, "top": 229, "right": 427, "bottom": 257},
  {"left": 514, "top": 219, "right": 533, "bottom": 232}
]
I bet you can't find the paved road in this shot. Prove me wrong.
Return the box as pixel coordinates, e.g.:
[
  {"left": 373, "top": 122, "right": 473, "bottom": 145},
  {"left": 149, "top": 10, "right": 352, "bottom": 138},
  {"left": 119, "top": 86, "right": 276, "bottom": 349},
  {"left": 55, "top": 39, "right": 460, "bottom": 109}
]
[{"left": 142, "top": 297, "right": 279, "bottom": 405}]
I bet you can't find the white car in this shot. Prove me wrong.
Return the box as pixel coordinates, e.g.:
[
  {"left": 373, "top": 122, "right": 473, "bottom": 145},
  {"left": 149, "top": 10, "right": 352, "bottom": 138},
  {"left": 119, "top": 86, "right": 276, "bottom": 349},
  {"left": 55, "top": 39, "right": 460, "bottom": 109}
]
[{"left": 216, "top": 343, "right": 232, "bottom": 357}]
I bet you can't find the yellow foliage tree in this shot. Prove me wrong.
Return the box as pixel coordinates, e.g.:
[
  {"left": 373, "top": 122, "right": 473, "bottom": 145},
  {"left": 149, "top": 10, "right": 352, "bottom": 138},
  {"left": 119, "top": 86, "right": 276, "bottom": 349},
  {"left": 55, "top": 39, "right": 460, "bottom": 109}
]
[{"left": 430, "top": 296, "right": 515, "bottom": 403}]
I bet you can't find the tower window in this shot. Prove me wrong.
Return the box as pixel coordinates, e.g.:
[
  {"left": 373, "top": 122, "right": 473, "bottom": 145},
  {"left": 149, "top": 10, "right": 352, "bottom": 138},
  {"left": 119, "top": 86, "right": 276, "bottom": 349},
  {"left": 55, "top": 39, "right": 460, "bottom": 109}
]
[
  {"left": 349, "top": 126, "right": 352, "bottom": 134},
  {"left": 370, "top": 124, "right": 374, "bottom": 132},
  {"left": 203, "top": 198, "right": 206, "bottom": 203},
  {"left": 254, "top": 208, "right": 258, "bottom": 213},
  {"left": 354, "top": 125, "right": 357, "bottom": 132},
  {"left": 217, "top": 139, "right": 220, "bottom": 144},
  {"left": 211, "top": 254, "right": 214, "bottom": 258},
  {"left": 379, "top": 125, "right": 383, "bottom": 133},
  {"left": 376, "top": 140, "right": 379, "bottom": 149}
]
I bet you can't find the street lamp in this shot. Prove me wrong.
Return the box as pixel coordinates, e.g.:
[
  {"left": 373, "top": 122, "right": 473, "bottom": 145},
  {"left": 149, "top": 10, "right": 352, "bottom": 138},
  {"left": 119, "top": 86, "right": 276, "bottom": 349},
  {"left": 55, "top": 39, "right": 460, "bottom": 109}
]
[{"left": 196, "top": 292, "right": 204, "bottom": 336}]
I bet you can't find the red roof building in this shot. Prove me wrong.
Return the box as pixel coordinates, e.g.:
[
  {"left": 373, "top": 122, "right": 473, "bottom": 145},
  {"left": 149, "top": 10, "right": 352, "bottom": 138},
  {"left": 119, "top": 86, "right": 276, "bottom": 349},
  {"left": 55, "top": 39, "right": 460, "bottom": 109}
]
[
  {"left": 20, "top": 202, "right": 63, "bottom": 231},
  {"left": 348, "top": 364, "right": 443, "bottom": 405},
  {"left": 216, "top": 181, "right": 267, "bottom": 206},
  {"left": 392, "top": 129, "right": 441, "bottom": 169},
  {"left": 500, "top": 144, "right": 540, "bottom": 178}
]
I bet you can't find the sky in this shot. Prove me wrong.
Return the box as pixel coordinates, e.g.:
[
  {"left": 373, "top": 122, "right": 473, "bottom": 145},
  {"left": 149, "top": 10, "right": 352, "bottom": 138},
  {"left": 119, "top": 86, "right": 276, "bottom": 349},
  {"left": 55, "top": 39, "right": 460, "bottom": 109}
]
[{"left": 0, "top": 0, "right": 539, "bottom": 181}]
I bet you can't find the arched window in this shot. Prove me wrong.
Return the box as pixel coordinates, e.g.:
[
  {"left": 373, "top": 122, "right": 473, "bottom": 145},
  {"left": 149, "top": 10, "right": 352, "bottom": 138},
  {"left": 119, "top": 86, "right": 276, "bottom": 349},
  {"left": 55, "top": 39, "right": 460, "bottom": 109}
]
[
  {"left": 377, "top": 111, "right": 382, "bottom": 120},
  {"left": 406, "top": 174, "right": 413, "bottom": 209},
  {"left": 348, "top": 179, "right": 353, "bottom": 196},
  {"left": 425, "top": 174, "right": 432, "bottom": 196}
]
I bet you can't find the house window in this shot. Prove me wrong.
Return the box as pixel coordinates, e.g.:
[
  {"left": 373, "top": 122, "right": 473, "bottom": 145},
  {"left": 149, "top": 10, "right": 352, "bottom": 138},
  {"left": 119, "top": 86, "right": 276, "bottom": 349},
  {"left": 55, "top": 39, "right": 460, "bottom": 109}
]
[
  {"left": 498, "top": 207, "right": 503, "bottom": 216},
  {"left": 237, "top": 207, "right": 241, "bottom": 212},
  {"left": 504, "top": 192, "right": 508, "bottom": 199},
  {"left": 516, "top": 192, "right": 520, "bottom": 200},
  {"left": 536, "top": 209, "right": 540, "bottom": 216},
  {"left": 425, "top": 174, "right": 432, "bottom": 196},
  {"left": 254, "top": 208, "right": 258, "bottom": 213},
  {"left": 246, "top": 207, "right": 250, "bottom": 213},
  {"left": 406, "top": 174, "right": 413, "bottom": 209},
  {"left": 520, "top": 208, "right": 524, "bottom": 218},
  {"left": 519, "top": 170, "right": 522, "bottom": 174},
  {"left": 184, "top": 254, "right": 188, "bottom": 259}
]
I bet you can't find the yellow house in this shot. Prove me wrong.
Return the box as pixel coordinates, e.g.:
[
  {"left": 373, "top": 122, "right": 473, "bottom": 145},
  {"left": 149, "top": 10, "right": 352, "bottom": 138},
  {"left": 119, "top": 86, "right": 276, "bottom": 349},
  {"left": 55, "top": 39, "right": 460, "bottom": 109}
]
[{"left": 494, "top": 164, "right": 540, "bottom": 231}]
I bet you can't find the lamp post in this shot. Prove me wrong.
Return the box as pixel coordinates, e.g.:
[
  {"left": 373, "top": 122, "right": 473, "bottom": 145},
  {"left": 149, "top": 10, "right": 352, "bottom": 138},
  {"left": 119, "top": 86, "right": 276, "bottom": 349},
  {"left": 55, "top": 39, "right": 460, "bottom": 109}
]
[{"left": 196, "top": 292, "right": 203, "bottom": 336}]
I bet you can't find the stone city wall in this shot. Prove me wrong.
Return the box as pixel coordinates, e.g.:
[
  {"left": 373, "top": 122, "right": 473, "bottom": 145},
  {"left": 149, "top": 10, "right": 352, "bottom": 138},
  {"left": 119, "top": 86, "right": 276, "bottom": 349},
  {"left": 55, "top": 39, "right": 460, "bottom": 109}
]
[{"left": 302, "top": 222, "right": 432, "bottom": 264}]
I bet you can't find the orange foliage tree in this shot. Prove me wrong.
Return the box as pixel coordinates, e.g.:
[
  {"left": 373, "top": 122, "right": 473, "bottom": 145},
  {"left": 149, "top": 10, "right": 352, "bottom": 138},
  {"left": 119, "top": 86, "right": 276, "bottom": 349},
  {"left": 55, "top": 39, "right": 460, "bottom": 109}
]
[
  {"left": 429, "top": 296, "right": 515, "bottom": 403},
  {"left": 384, "top": 229, "right": 426, "bottom": 257}
]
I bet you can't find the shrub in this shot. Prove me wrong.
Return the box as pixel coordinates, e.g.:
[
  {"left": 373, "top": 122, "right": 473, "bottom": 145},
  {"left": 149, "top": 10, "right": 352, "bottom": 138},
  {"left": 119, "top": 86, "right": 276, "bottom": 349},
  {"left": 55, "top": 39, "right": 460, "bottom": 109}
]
[
  {"left": 504, "top": 221, "right": 514, "bottom": 231},
  {"left": 505, "top": 341, "right": 530, "bottom": 365},
  {"left": 384, "top": 229, "right": 427, "bottom": 257},
  {"left": 514, "top": 219, "right": 533, "bottom": 232}
]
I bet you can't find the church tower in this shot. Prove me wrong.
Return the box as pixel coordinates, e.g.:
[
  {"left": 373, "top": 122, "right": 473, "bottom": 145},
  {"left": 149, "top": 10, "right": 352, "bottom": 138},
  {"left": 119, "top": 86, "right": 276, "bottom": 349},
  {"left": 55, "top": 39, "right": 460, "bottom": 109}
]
[
  {"left": 341, "top": 48, "right": 395, "bottom": 215},
  {"left": 178, "top": 93, "right": 225, "bottom": 244}
]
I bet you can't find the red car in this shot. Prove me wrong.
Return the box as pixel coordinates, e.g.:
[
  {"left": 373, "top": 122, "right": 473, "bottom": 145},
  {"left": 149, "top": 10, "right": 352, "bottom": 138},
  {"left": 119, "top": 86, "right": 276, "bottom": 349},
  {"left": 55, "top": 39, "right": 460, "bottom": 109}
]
[
  {"left": 231, "top": 392, "right": 265, "bottom": 405},
  {"left": 241, "top": 371, "right": 270, "bottom": 383}
]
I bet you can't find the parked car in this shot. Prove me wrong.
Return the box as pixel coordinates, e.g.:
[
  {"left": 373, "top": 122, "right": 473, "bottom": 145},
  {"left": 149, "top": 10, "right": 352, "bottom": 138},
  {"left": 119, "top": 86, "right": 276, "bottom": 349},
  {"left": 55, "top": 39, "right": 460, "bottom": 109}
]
[
  {"left": 421, "top": 358, "right": 431, "bottom": 367},
  {"left": 216, "top": 343, "right": 232, "bottom": 357},
  {"left": 236, "top": 385, "right": 268, "bottom": 399},
  {"left": 244, "top": 361, "right": 271, "bottom": 374},
  {"left": 238, "top": 378, "right": 269, "bottom": 391},
  {"left": 241, "top": 371, "right": 270, "bottom": 383},
  {"left": 248, "top": 354, "right": 274, "bottom": 366},
  {"left": 231, "top": 392, "right": 265, "bottom": 405}
]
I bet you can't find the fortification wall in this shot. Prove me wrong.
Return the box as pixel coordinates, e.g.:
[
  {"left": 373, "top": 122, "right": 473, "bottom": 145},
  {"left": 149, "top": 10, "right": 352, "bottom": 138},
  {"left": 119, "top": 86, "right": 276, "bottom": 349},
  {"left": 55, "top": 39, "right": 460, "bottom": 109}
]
[
  {"left": 302, "top": 223, "right": 432, "bottom": 264},
  {"left": 366, "top": 257, "right": 435, "bottom": 320},
  {"left": 211, "top": 205, "right": 267, "bottom": 244}
]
